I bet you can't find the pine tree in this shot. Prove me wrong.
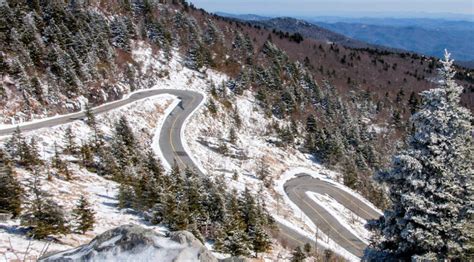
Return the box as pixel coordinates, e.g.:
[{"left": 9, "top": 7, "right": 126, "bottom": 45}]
[
  {"left": 251, "top": 222, "right": 272, "bottom": 257},
  {"left": 5, "top": 127, "right": 25, "bottom": 161},
  {"left": 220, "top": 191, "right": 251, "bottom": 256},
  {"left": 291, "top": 246, "right": 306, "bottom": 262},
  {"left": 229, "top": 127, "right": 237, "bottom": 144},
  {"left": 84, "top": 103, "right": 103, "bottom": 147},
  {"left": 0, "top": 151, "right": 23, "bottom": 217},
  {"left": 233, "top": 106, "right": 242, "bottom": 129},
  {"left": 208, "top": 98, "right": 217, "bottom": 114},
  {"left": 256, "top": 158, "right": 271, "bottom": 188},
  {"left": 84, "top": 103, "right": 95, "bottom": 125},
  {"left": 118, "top": 184, "right": 135, "bottom": 209},
  {"left": 21, "top": 169, "right": 69, "bottom": 239},
  {"left": 52, "top": 142, "right": 62, "bottom": 169},
  {"left": 408, "top": 91, "right": 420, "bottom": 115},
  {"left": 110, "top": 17, "right": 130, "bottom": 51},
  {"left": 14, "top": 137, "right": 42, "bottom": 167},
  {"left": 73, "top": 196, "right": 95, "bottom": 234},
  {"left": 365, "top": 51, "right": 473, "bottom": 261},
  {"left": 63, "top": 126, "right": 78, "bottom": 155},
  {"left": 80, "top": 141, "right": 94, "bottom": 169},
  {"left": 185, "top": 43, "right": 204, "bottom": 70}
]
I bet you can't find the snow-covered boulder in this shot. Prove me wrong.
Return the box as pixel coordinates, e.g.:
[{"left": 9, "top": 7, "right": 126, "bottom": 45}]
[{"left": 39, "top": 225, "right": 218, "bottom": 262}]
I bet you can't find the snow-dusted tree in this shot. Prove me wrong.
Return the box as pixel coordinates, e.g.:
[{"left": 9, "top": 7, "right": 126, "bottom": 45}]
[
  {"left": 365, "top": 51, "right": 473, "bottom": 261},
  {"left": 21, "top": 169, "right": 69, "bottom": 239},
  {"left": 73, "top": 196, "right": 95, "bottom": 234},
  {"left": 291, "top": 246, "right": 306, "bottom": 262},
  {"left": 63, "top": 126, "right": 78, "bottom": 155},
  {"left": 110, "top": 17, "right": 130, "bottom": 51},
  {"left": 0, "top": 151, "right": 23, "bottom": 217},
  {"left": 185, "top": 43, "right": 204, "bottom": 70}
]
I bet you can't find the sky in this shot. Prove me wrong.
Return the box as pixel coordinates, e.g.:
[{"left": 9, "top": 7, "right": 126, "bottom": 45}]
[{"left": 189, "top": 0, "right": 474, "bottom": 18}]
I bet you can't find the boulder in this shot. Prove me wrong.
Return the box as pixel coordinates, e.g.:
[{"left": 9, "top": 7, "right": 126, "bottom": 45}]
[{"left": 39, "top": 224, "right": 218, "bottom": 262}]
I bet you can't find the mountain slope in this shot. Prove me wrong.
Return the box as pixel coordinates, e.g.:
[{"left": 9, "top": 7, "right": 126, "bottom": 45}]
[
  {"left": 246, "top": 17, "right": 376, "bottom": 49},
  {"left": 315, "top": 21, "right": 474, "bottom": 62},
  {"left": 1, "top": 1, "right": 473, "bottom": 260}
]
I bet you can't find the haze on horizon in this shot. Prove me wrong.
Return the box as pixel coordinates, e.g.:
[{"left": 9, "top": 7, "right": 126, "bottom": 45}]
[{"left": 189, "top": 0, "right": 474, "bottom": 18}]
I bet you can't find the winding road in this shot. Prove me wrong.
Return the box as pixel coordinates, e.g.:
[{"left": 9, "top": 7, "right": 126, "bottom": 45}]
[{"left": 0, "top": 89, "right": 381, "bottom": 259}]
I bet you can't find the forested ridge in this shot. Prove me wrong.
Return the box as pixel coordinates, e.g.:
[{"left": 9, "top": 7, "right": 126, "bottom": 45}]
[
  {"left": 0, "top": 1, "right": 472, "bottom": 260},
  {"left": 1, "top": 0, "right": 473, "bottom": 213}
]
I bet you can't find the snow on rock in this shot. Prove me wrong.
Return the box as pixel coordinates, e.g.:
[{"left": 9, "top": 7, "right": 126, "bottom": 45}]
[{"left": 39, "top": 225, "right": 218, "bottom": 262}]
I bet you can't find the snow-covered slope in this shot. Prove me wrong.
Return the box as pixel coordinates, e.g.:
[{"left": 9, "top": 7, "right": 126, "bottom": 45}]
[
  {"left": 1, "top": 42, "right": 379, "bottom": 261},
  {"left": 0, "top": 94, "right": 174, "bottom": 260},
  {"left": 39, "top": 225, "right": 217, "bottom": 262}
]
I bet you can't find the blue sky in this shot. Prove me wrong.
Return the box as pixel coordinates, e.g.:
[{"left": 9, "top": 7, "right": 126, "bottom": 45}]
[{"left": 189, "top": 0, "right": 474, "bottom": 17}]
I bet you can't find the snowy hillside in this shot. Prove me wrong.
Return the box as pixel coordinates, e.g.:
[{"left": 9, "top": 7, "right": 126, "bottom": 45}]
[{"left": 0, "top": 42, "right": 379, "bottom": 261}]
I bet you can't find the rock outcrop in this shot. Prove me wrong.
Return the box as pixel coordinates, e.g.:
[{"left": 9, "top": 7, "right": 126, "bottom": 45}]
[{"left": 39, "top": 225, "right": 218, "bottom": 262}]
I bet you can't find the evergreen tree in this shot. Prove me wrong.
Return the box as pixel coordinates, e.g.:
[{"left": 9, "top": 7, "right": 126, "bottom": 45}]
[
  {"left": 240, "top": 188, "right": 272, "bottom": 256},
  {"left": 80, "top": 141, "right": 94, "bottom": 169},
  {"left": 110, "top": 17, "right": 130, "bottom": 51},
  {"left": 21, "top": 169, "right": 69, "bottom": 239},
  {"left": 5, "top": 127, "right": 25, "bottom": 161},
  {"left": 365, "top": 51, "right": 473, "bottom": 261},
  {"left": 229, "top": 127, "right": 237, "bottom": 144},
  {"left": 251, "top": 222, "right": 272, "bottom": 257},
  {"left": 185, "top": 43, "right": 205, "bottom": 70},
  {"left": 208, "top": 98, "right": 217, "bottom": 114},
  {"left": 84, "top": 103, "right": 103, "bottom": 147},
  {"left": 112, "top": 116, "right": 139, "bottom": 166},
  {"left": 73, "top": 196, "right": 95, "bottom": 234},
  {"left": 233, "top": 107, "right": 242, "bottom": 129},
  {"left": 52, "top": 142, "right": 63, "bottom": 169},
  {"left": 256, "top": 158, "right": 271, "bottom": 188},
  {"left": 0, "top": 151, "right": 23, "bottom": 217},
  {"left": 145, "top": 150, "right": 163, "bottom": 180},
  {"left": 135, "top": 171, "right": 160, "bottom": 210},
  {"left": 63, "top": 126, "right": 78, "bottom": 155},
  {"left": 291, "top": 246, "right": 306, "bottom": 262},
  {"left": 219, "top": 191, "right": 251, "bottom": 256},
  {"left": 118, "top": 184, "right": 135, "bottom": 209},
  {"left": 408, "top": 91, "right": 420, "bottom": 114}
]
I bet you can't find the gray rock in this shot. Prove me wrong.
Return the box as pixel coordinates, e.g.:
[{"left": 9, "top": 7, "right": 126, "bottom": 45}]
[
  {"left": 169, "top": 231, "right": 203, "bottom": 248},
  {"left": 219, "top": 257, "right": 250, "bottom": 262},
  {"left": 39, "top": 225, "right": 218, "bottom": 262}
]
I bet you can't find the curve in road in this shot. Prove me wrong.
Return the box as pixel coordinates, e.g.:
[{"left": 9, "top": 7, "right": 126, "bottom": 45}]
[
  {"left": 0, "top": 88, "right": 381, "bottom": 258},
  {"left": 0, "top": 89, "right": 201, "bottom": 137},
  {"left": 284, "top": 174, "right": 381, "bottom": 257}
]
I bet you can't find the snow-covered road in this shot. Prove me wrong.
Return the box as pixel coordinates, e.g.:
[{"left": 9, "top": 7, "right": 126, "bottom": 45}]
[{"left": 0, "top": 88, "right": 382, "bottom": 260}]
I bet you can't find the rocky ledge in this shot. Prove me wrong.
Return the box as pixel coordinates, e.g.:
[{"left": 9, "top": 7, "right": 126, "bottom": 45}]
[{"left": 39, "top": 225, "right": 218, "bottom": 262}]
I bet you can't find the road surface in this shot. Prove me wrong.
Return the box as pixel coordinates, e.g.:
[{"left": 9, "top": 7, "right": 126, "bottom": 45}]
[
  {"left": 0, "top": 89, "right": 382, "bottom": 258},
  {"left": 284, "top": 174, "right": 381, "bottom": 257}
]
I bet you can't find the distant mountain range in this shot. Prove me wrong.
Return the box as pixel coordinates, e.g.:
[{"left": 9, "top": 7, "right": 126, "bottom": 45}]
[
  {"left": 217, "top": 12, "right": 474, "bottom": 64},
  {"left": 246, "top": 17, "right": 402, "bottom": 51},
  {"left": 311, "top": 20, "right": 474, "bottom": 62},
  {"left": 215, "top": 12, "right": 270, "bottom": 21}
]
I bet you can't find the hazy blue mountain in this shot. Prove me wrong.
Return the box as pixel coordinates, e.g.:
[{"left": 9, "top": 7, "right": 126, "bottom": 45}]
[
  {"left": 218, "top": 12, "right": 474, "bottom": 63},
  {"left": 309, "top": 18, "right": 474, "bottom": 61},
  {"left": 214, "top": 12, "right": 271, "bottom": 21}
]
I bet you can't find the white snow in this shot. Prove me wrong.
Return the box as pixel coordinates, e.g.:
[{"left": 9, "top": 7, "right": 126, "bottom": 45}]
[
  {"left": 306, "top": 192, "right": 370, "bottom": 244},
  {"left": 0, "top": 94, "right": 173, "bottom": 260},
  {"left": 273, "top": 215, "right": 359, "bottom": 262},
  {"left": 181, "top": 87, "right": 374, "bottom": 260},
  {"left": 0, "top": 41, "right": 382, "bottom": 261}
]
